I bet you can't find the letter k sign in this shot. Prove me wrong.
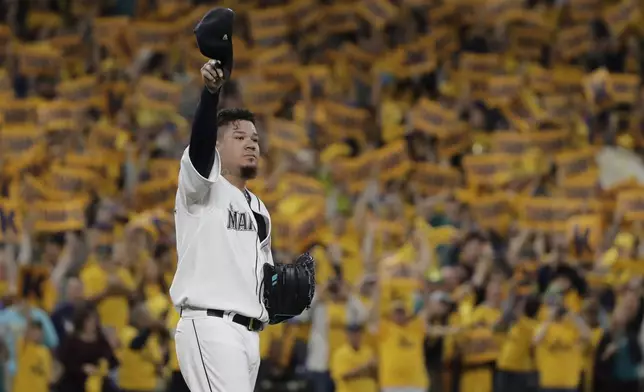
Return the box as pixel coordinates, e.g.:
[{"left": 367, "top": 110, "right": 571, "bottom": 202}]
[
  {"left": 573, "top": 226, "right": 592, "bottom": 256},
  {"left": 0, "top": 208, "right": 17, "bottom": 235}
]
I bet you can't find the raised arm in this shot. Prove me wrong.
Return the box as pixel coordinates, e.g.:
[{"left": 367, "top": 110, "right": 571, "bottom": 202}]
[
  {"left": 50, "top": 232, "right": 80, "bottom": 291},
  {"left": 34, "top": 309, "right": 59, "bottom": 349},
  {"left": 570, "top": 312, "right": 592, "bottom": 343},
  {"left": 180, "top": 61, "right": 226, "bottom": 207},
  {"left": 532, "top": 321, "right": 551, "bottom": 346},
  {"left": 189, "top": 86, "right": 220, "bottom": 178}
]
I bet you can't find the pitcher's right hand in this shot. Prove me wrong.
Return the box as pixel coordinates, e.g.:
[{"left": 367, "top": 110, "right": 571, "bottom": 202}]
[{"left": 201, "top": 59, "right": 225, "bottom": 93}]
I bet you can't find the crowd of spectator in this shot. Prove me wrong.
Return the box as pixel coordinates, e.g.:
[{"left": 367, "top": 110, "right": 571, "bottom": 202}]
[{"left": 2, "top": 0, "right": 644, "bottom": 392}]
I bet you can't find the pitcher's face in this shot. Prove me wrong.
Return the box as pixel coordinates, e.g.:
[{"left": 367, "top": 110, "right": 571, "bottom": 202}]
[{"left": 217, "top": 120, "right": 259, "bottom": 179}]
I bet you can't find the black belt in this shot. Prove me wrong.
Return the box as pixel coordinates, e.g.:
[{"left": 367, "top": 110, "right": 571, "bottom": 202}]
[{"left": 206, "top": 309, "right": 264, "bottom": 332}]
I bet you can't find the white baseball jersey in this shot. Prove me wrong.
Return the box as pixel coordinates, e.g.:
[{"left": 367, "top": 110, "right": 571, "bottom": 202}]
[{"left": 170, "top": 147, "right": 273, "bottom": 322}]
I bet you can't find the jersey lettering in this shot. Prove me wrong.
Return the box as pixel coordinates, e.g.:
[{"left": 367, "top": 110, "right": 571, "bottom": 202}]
[
  {"left": 227, "top": 204, "right": 256, "bottom": 232},
  {"left": 398, "top": 335, "right": 415, "bottom": 348},
  {"left": 30, "top": 360, "right": 45, "bottom": 377},
  {"left": 546, "top": 338, "right": 574, "bottom": 352}
]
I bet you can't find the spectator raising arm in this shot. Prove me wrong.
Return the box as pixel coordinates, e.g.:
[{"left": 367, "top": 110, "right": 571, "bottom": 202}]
[
  {"left": 493, "top": 285, "right": 518, "bottom": 333},
  {"left": 412, "top": 227, "right": 432, "bottom": 278},
  {"left": 570, "top": 312, "right": 592, "bottom": 343},
  {"left": 1, "top": 243, "right": 17, "bottom": 295},
  {"left": 31, "top": 308, "right": 59, "bottom": 350},
  {"left": 533, "top": 321, "right": 552, "bottom": 346},
  {"left": 50, "top": 232, "right": 81, "bottom": 292},
  {"left": 366, "top": 277, "right": 381, "bottom": 331}
]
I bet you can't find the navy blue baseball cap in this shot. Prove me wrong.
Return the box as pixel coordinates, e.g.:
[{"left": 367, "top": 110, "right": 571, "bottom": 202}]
[{"left": 193, "top": 7, "right": 235, "bottom": 79}]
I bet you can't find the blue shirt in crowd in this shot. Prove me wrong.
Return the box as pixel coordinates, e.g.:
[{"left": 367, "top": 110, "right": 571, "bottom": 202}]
[{"left": 0, "top": 305, "right": 59, "bottom": 375}]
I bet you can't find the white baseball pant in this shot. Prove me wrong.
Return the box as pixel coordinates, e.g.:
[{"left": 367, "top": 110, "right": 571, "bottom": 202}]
[{"left": 175, "top": 308, "right": 261, "bottom": 392}]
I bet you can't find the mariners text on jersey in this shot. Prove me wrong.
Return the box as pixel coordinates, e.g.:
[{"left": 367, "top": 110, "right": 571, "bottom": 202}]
[{"left": 227, "top": 205, "right": 257, "bottom": 232}]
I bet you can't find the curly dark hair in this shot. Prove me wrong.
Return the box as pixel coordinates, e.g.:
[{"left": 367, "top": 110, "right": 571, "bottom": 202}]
[{"left": 216, "top": 108, "right": 256, "bottom": 128}]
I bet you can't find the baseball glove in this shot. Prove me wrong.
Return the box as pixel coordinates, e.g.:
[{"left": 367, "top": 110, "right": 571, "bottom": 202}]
[{"left": 263, "top": 253, "right": 316, "bottom": 325}]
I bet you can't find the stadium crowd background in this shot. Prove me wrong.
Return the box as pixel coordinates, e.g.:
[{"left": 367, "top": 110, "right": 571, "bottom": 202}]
[{"left": 1, "top": 0, "right": 644, "bottom": 392}]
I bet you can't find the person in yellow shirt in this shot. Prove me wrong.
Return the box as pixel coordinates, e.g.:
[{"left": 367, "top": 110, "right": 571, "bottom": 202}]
[
  {"left": 580, "top": 300, "right": 603, "bottom": 392},
  {"left": 118, "top": 303, "right": 166, "bottom": 392},
  {"left": 425, "top": 291, "right": 459, "bottom": 392},
  {"left": 20, "top": 232, "right": 80, "bottom": 313},
  {"left": 80, "top": 247, "right": 135, "bottom": 334},
  {"left": 495, "top": 294, "right": 541, "bottom": 392},
  {"left": 325, "top": 277, "right": 356, "bottom": 361},
  {"left": 378, "top": 300, "right": 429, "bottom": 392},
  {"left": 357, "top": 276, "right": 379, "bottom": 351},
  {"left": 533, "top": 304, "right": 591, "bottom": 392},
  {"left": 331, "top": 324, "right": 377, "bottom": 392},
  {"left": 12, "top": 320, "right": 52, "bottom": 392},
  {"left": 305, "top": 276, "right": 368, "bottom": 392},
  {"left": 456, "top": 300, "right": 502, "bottom": 392}
]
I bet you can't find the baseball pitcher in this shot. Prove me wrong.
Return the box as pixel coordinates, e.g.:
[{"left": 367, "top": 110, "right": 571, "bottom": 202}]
[{"left": 170, "top": 7, "right": 315, "bottom": 392}]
